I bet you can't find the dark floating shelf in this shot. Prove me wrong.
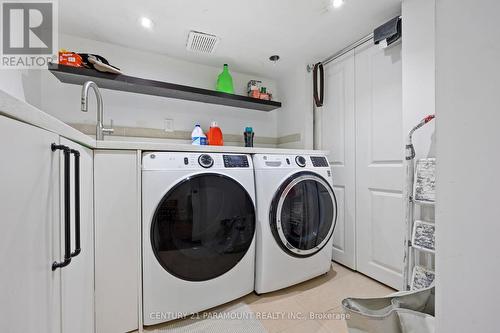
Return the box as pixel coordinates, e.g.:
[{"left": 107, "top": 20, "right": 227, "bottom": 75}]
[{"left": 48, "top": 63, "right": 281, "bottom": 112}]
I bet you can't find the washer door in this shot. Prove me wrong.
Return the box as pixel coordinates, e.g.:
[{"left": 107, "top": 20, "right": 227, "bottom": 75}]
[
  {"left": 150, "top": 174, "right": 255, "bottom": 281},
  {"left": 270, "top": 172, "right": 337, "bottom": 257}
]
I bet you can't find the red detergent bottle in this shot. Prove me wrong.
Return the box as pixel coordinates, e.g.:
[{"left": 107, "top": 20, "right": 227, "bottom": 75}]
[{"left": 207, "top": 121, "right": 224, "bottom": 146}]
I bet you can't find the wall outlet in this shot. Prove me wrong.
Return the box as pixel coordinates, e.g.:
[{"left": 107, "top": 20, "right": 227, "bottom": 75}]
[{"left": 164, "top": 118, "right": 174, "bottom": 132}]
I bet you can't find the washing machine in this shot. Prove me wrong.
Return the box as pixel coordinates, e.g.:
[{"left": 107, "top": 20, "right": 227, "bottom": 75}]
[
  {"left": 253, "top": 154, "right": 337, "bottom": 294},
  {"left": 142, "top": 152, "right": 256, "bottom": 325}
]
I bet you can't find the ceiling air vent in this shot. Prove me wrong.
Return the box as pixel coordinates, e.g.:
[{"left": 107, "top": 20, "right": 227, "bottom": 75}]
[{"left": 186, "top": 30, "right": 219, "bottom": 54}]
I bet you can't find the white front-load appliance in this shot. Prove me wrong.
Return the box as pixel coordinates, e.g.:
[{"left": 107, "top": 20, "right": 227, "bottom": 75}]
[
  {"left": 253, "top": 154, "right": 337, "bottom": 294},
  {"left": 142, "top": 152, "right": 256, "bottom": 326}
]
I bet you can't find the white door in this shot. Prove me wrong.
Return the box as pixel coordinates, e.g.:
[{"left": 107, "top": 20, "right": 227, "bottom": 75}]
[
  {"left": 60, "top": 138, "right": 95, "bottom": 333},
  {"left": 0, "top": 116, "right": 61, "bottom": 333},
  {"left": 317, "top": 50, "right": 356, "bottom": 269},
  {"left": 355, "top": 41, "right": 404, "bottom": 289}
]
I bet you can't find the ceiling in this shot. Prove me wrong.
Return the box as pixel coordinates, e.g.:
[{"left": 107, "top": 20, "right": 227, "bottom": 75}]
[{"left": 59, "top": 0, "right": 401, "bottom": 78}]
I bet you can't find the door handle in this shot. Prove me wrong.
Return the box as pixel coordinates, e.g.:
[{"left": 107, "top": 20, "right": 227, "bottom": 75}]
[
  {"left": 51, "top": 143, "right": 72, "bottom": 270},
  {"left": 313, "top": 62, "right": 324, "bottom": 107},
  {"left": 70, "top": 149, "right": 81, "bottom": 258}
]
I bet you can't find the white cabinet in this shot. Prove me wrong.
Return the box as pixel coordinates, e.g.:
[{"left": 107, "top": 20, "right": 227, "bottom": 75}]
[
  {"left": 94, "top": 150, "right": 140, "bottom": 333},
  {"left": 0, "top": 115, "right": 61, "bottom": 333},
  {"left": 0, "top": 115, "right": 94, "bottom": 332}
]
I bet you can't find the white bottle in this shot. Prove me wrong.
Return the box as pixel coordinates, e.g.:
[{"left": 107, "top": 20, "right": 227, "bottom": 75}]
[{"left": 191, "top": 124, "right": 207, "bottom": 145}]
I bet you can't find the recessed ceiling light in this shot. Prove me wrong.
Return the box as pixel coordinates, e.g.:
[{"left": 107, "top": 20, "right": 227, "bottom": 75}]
[
  {"left": 331, "top": 0, "right": 345, "bottom": 9},
  {"left": 140, "top": 17, "right": 154, "bottom": 30}
]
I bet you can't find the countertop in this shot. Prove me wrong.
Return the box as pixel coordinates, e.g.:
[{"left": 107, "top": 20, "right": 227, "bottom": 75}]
[
  {"left": 94, "top": 140, "right": 328, "bottom": 155},
  {"left": 0, "top": 90, "right": 95, "bottom": 147},
  {"left": 0, "top": 90, "right": 328, "bottom": 155}
]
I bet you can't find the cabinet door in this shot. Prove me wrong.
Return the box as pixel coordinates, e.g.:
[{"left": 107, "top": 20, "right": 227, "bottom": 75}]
[
  {"left": 0, "top": 116, "right": 61, "bottom": 333},
  {"left": 60, "top": 138, "right": 95, "bottom": 333},
  {"left": 94, "top": 150, "right": 139, "bottom": 333},
  {"left": 355, "top": 41, "right": 404, "bottom": 289},
  {"left": 318, "top": 50, "right": 357, "bottom": 269}
]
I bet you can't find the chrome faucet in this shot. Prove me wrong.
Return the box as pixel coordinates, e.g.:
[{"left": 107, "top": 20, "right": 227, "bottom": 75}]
[{"left": 81, "top": 81, "right": 114, "bottom": 140}]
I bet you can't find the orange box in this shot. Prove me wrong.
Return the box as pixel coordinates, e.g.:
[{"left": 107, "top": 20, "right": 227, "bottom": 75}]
[{"left": 59, "top": 51, "right": 83, "bottom": 67}]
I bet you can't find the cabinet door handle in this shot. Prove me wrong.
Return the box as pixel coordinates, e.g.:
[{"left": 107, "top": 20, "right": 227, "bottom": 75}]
[
  {"left": 70, "top": 149, "right": 81, "bottom": 258},
  {"left": 51, "top": 143, "right": 72, "bottom": 270}
]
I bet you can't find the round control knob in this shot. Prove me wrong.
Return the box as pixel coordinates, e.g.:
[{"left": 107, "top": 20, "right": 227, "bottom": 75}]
[
  {"left": 198, "top": 154, "right": 214, "bottom": 168},
  {"left": 295, "top": 156, "right": 306, "bottom": 167}
]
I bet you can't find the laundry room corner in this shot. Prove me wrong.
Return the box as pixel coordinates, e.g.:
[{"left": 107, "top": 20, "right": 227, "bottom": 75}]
[{"left": 2, "top": 1, "right": 499, "bottom": 332}]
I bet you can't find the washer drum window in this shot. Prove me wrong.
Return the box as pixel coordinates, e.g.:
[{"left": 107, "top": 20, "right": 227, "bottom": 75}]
[
  {"left": 150, "top": 174, "right": 255, "bottom": 281},
  {"left": 270, "top": 172, "right": 337, "bottom": 257}
]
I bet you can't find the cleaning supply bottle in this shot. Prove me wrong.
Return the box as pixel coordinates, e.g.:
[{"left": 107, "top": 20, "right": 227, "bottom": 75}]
[
  {"left": 216, "top": 64, "right": 234, "bottom": 94},
  {"left": 191, "top": 124, "right": 207, "bottom": 145},
  {"left": 244, "top": 127, "right": 254, "bottom": 147},
  {"left": 207, "top": 121, "right": 224, "bottom": 146}
]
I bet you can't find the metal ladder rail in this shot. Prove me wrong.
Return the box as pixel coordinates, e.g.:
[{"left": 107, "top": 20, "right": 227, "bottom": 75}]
[{"left": 403, "top": 115, "right": 435, "bottom": 291}]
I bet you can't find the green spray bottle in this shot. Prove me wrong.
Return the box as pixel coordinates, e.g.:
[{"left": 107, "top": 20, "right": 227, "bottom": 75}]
[{"left": 216, "top": 64, "right": 234, "bottom": 94}]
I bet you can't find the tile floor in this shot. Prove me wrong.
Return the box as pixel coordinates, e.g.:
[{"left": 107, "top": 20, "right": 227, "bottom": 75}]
[
  {"left": 144, "top": 262, "right": 395, "bottom": 333},
  {"left": 246, "top": 262, "right": 394, "bottom": 333}
]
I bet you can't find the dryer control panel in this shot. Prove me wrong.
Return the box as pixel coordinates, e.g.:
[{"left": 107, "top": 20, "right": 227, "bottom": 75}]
[
  {"left": 252, "top": 154, "right": 330, "bottom": 170},
  {"left": 310, "top": 156, "right": 329, "bottom": 167}
]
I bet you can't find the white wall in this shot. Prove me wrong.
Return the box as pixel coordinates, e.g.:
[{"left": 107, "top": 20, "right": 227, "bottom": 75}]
[
  {"left": 0, "top": 71, "right": 26, "bottom": 102},
  {"left": 401, "top": 0, "right": 436, "bottom": 271},
  {"left": 276, "top": 65, "right": 313, "bottom": 149},
  {"left": 402, "top": 0, "right": 435, "bottom": 159},
  {"left": 2, "top": 33, "right": 280, "bottom": 140},
  {"left": 0, "top": 68, "right": 44, "bottom": 104},
  {"left": 45, "top": 34, "right": 279, "bottom": 137},
  {"left": 435, "top": 1, "right": 500, "bottom": 332}
]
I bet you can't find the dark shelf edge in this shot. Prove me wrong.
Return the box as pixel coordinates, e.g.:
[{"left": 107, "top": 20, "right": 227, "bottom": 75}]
[{"left": 47, "top": 63, "right": 281, "bottom": 112}]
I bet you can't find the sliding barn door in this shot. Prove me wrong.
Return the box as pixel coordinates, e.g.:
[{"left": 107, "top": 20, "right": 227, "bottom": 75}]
[
  {"left": 355, "top": 41, "right": 404, "bottom": 289},
  {"left": 318, "top": 51, "right": 356, "bottom": 269}
]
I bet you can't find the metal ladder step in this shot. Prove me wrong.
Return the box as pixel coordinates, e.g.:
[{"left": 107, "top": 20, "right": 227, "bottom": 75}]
[
  {"left": 412, "top": 220, "right": 435, "bottom": 253},
  {"left": 414, "top": 158, "right": 436, "bottom": 204},
  {"left": 411, "top": 265, "right": 435, "bottom": 290}
]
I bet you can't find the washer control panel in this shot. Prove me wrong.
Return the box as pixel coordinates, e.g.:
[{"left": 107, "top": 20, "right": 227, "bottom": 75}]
[
  {"left": 198, "top": 154, "right": 214, "bottom": 168},
  {"left": 143, "top": 152, "right": 253, "bottom": 170},
  {"left": 310, "top": 156, "right": 329, "bottom": 167},
  {"left": 223, "top": 154, "right": 250, "bottom": 168}
]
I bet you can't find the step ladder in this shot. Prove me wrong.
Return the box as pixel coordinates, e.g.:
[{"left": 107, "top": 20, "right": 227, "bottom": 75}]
[{"left": 403, "top": 115, "right": 436, "bottom": 291}]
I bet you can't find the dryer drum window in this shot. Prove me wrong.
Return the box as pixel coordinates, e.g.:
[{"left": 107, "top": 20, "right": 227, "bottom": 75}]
[
  {"left": 270, "top": 172, "right": 337, "bottom": 257},
  {"left": 150, "top": 174, "right": 255, "bottom": 281}
]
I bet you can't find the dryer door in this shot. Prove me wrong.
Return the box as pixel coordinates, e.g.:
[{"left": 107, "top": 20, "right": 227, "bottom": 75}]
[
  {"left": 150, "top": 174, "right": 255, "bottom": 281},
  {"left": 270, "top": 172, "right": 337, "bottom": 257}
]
